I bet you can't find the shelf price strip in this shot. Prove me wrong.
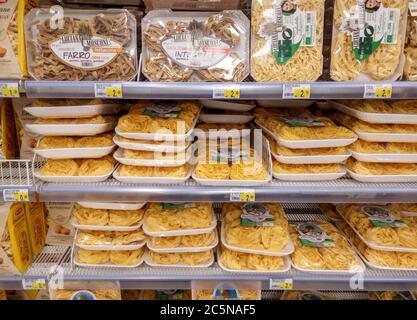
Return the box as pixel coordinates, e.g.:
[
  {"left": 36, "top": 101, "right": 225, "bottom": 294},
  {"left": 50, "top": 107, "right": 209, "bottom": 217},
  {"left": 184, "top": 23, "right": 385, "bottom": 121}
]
[
  {"left": 270, "top": 278, "right": 293, "bottom": 290},
  {"left": 94, "top": 83, "right": 123, "bottom": 98},
  {"left": 0, "top": 83, "right": 19, "bottom": 97},
  {"left": 3, "top": 189, "right": 29, "bottom": 202},
  {"left": 364, "top": 84, "right": 392, "bottom": 99},
  {"left": 213, "top": 84, "right": 241, "bottom": 99},
  {"left": 283, "top": 84, "right": 311, "bottom": 99},
  {"left": 230, "top": 189, "right": 256, "bottom": 202},
  {"left": 22, "top": 278, "right": 47, "bottom": 290}
]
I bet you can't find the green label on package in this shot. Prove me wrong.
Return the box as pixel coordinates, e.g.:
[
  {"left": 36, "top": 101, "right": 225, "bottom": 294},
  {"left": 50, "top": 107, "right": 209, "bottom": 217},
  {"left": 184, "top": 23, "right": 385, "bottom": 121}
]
[
  {"left": 296, "top": 222, "right": 335, "bottom": 247},
  {"left": 163, "top": 203, "right": 196, "bottom": 210},
  {"left": 280, "top": 114, "right": 325, "bottom": 127},
  {"left": 144, "top": 103, "right": 181, "bottom": 118},
  {"left": 361, "top": 206, "right": 407, "bottom": 228},
  {"left": 240, "top": 203, "right": 274, "bottom": 227},
  {"left": 342, "top": 0, "right": 400, "bottom": 61},
  {"left": 258, "top": 0, "right": 316, "bottom": 64}
]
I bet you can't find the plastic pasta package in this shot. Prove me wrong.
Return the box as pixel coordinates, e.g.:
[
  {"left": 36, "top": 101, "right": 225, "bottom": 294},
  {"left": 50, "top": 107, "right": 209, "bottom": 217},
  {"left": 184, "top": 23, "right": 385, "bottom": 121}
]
[
  {"left": 149, "top": 231, "right": 216, "bottom": 249},
  {"left": 319, "top": 204, "right": 342, "bottom": 221},
  {"left": 40, "top": 157, "right": 115, "bottom": 177},
  {"left": 147, "top": 250, "right": 213, "bottom": 266},
  {"left": 121, "top": 148, "right": 188, "bottom": 161},
  {"left": 31, "top": 99, "right": 105, "bottom": 107},
  {"left": 196, "top": 123, "right": 248, "bottom": 132},
  {"left": 77, "top": 247, "right": 145, "bottom": 265},
  {"left": 289, "top": 221, "right": 363, "bottom": 271},
  {"left": 119, "top": 164, "right": 190, "bottom": 177},
  {"left": 347, "top": 158, "right": 417, "bottom": 175},
  {"left": 52, "top": 289, "right": 121, "bottom": 300},
  {"left": 349, "top": 140, "right": 417, "bottom": 154},
  {"left": 39, "top": 134, "right": 114, "bottom": 149},
  {"left": 117, "top": 101, "right": 199, "bottom": 134},
  {"left": 271, "top": 139, "right": 348, "bottom": 156},
  {"left": 25, "top": 8, "right": 138, "bottom": 81},
  {"left": 143, "top": 0, "right": 242, "bottom": 11},
  {"left": 336, "top": 100, "right": 417, "bottom": 114},
  {"left": 142, "top": 10, "right": 250, "bottom": 82},
  {"left": 404, "top": 1, "right": 417, "bottom": 80},
  {"left": 222, "top": 203, "right": 290, "bottom": 253},
  {"left": 142, "top": 290, "right": 192, "bottom": 300},
  {"left": 338, "top": 204, "right": 417, "bottom": 249},
  {"left": 76, "top": 229, "right": 147, "bottom": 246},
  {"left": 389, "top": 203, "right": 417, "bottom": 215},
  {"left": 281, "top": 291, "right": 331, "bottom": 300},
  {"left": 144, "top": 203, "right": 214, "bottom": 233},
  {"left": 73, "top": 204, "right": 145, "bottom": 227},
  {"left": 330, "top": 0, "right": 408, "bottom": 81},
  {"left": 251, "top": 0, "right": 325, "bottom": 81},
  {"left": 192, "top": 289, "right": 261, "bottom": 300},
  {"left": 34, "top": 115, "right": 116, "bottom": 125},
  {"left": 219, "top": 245, "right": 286, "bottom": 271},
  {"left": 273, "top": 160, "right": 342, "bottom": 174}
]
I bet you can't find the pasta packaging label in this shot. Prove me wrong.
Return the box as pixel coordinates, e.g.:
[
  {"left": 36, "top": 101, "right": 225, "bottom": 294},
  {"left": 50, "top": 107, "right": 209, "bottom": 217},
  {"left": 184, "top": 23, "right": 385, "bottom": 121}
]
[
  {"left": 258, "top": 0, "right": 316, "bottom": 63},
  {"left": 70, "top": 290, "right": 97, "bottom": 300},
  {"left": 162, "top": 202, "right": 197, "bottom": 209},
  {"left": 280, "top": 114, "right": 325, "bottom": 127},
  {"left": 240, "top": 203, "right": 275, "bottom": 227},
  {"left": 361, "top": 205, "right": 408, "bottom": 228},
  {"left": 296, "top": 222, "right": 335, "bottom": 247},
  {"left": 340, "top": 0, "right": 400, "bottom": 61},
  {"left": 143, "top": 103, "right": 181, "bottom": 118}
]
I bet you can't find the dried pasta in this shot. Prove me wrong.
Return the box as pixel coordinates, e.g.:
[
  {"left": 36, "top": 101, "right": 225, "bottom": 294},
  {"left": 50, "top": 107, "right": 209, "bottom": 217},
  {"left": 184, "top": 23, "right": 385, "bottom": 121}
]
[
  {"left": 336, "top": 99, "right": 417, "bottom": 114},
  {"left": 270, "top": 137, "right": 348, "bottom": 156},
  {"left": 273, "top": 160, "right": 342, "bottom": 174},
  {"left": 347, "top": 158, "right": 417, "bottom": 175},
  {"left": 34, "top": 115, "right": 116, "bottom": 125},
  {"left": 148, "top": 250, "right": 213, "bottom": 266},
  {"left": 349, "top": 140, "right": 417, "bottom": 154},
  {"left": 149, "top": 231, "right": 216, "bottom": 249},
  {"left": 319, "top": 204, "right": 342, "bottom": 220},
  {"left": 404, "top": 2, "right": 417, "bottom": 80},
  {"left": 119, "top": 164, "right": 190, "bottom": 177},
  {"left": 77, "top": 248, "right": 144, "bottom": 265},
  {"left": 251, "top": 0, "right": 325, "bottom": 81},
  {"left": 52, "top": 289, "right": 121, "bottom": 300},
  {"left": 193, "top": 289, "right": 260, "bottom": 300},
  {"left": 76, "top": 230, "right": 146, "bottom": 246}
]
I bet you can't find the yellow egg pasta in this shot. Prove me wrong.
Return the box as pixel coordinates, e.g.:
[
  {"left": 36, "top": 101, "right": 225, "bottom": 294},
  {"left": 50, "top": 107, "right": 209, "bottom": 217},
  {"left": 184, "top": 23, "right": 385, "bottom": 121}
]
[
  {"left": 149, "top": 231, "right": 216, "bottom": 249},
  {"left": 148, "top": 250, "right": 213, "bottom": 266},
  {"left": 347, "top": 158, "right": 417, "bottom": 175},
  {"left": 350, "top": 140, "right": 417, "bottom": 154},
  {"left": 273, "top": 160, "right": 342, "bottom": 174}
]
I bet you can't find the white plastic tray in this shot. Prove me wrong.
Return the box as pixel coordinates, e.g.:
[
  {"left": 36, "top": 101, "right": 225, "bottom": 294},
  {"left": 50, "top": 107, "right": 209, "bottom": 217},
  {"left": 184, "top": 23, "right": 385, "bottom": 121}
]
[
  {"left": 199, "top": 113, "right": 254, "bottom": 124},
  {"left": 290, "top": 257, "right": 366, "bottom": 275},
  {"left": 70, "top": 217, "right": 143, "bottom": 232},
  {"left": 77, "top": 202, "right": 146, "bottom": 211},
  {"left": 113, "top": 135, "right": 191, "bottom": 153},
  {"left": 112, "top": 166, "right": 192, "bottom": 185},
  {"left": 273, "top": 169, "right": 347, "bottom": 181},
  {"left": 33, "top": 164, "right": 116, "bottom": 183},
  {"left": 33, "top": 145, "right": 116, "bottom": 159},
  {"left": 75, "top": 230, "right": 147, "bottom": 251},
  {"left": 217, "top": 249, "right": 291, "bottom": 273},
  {"left": 355, "top": 247, "right": 417, "bottom": 271},
  {"left": 73, "top": 248, "right": 145, "bottom": 268},
  {"left": 26, "top": 123, "right": 115, "bottom": 136},
  {"left": 256, "top": 100, "right": 314, "bottom": 108},
  {"left": 348, "top": 169, "right": 417, "bottom": 183},
  {"left": 113, "top": 147, "right": 192, "bottom": 167},
  {"left": 146, "top": 230, "right": 219, "bottom": 253},
  {"left": 255, "top": 120, "right": 358, "bottom": 149},
  {"left": 221, "top": 223, "right": 294, "bottom": 257},
  {"left": 331, "top": 101, "right": 417, "bottom": 124},
  {"left": 143, "top": 211, "right": 217, "bottom": 237},
  {"left": 199, "top": 100, "right": 256, "bottom": 112},
  {"left": 272, "top": 152, "right": 351, "bottom": 164},
  {"left": 144, "top": 250, "right": 214, "bottom": 268},
  {"left": 350, "top": 150, "right": 417, "bottom": 163},
  {"left": 354, "top": 130, "right": 417, "bottom": 143},
  {"left": 194, "top": 128, "right": 251, "bottom": 140},
  {"left": 24, "top": 103, "right": 123, "bottom": 118},
  {"left": 336, "top": 205, "right": 417, "bottom": 253}
]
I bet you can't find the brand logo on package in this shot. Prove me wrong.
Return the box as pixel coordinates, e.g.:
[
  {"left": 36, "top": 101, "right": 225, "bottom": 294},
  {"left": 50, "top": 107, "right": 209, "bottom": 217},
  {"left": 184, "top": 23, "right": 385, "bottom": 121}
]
[
  {"left": 161, "top": 19, "right": 231, "bottom": 69},
  {"left": 71, "top": 290, "right": 97, "bottom": 300},
  {"left": 296, "top": 222, "right": 335, "bottom": 247},
  {"left": 361, "top": 205, "right": 407, "bottom": 228},
  {"left": 50, "top": 23, "right": 122, "bottom": 70},
  {"left": 240, "top": 203, "right": 274, "bottom": 227}
]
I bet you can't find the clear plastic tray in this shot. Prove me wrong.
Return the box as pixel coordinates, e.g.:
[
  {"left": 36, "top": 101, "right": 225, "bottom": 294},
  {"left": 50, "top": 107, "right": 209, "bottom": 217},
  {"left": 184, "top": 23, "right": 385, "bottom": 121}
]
[
  {"left": 26, "top": 123, "right": 115, "bottom": 136},
  {"left": 24, "top": 104, "right": 123, "bottom": 119},
  {"left": 290, "top": 258, "right": 365, "bottom": 275},
  {"left": 143, "top": 211, "right": 217, "bottom": 237},
  {"left": 255, "top": 120, "right": 358, "bottom": 149},
  {"left": 354, "top": 246, "right": 417, "bottom": 271},
  {"left": 33, "top": 145, "right": 116, "bottom": 160},
  {"left": 113, "top": 147, "right": 192, "bottom": 167},
  {"left": 77, "top": 202, "right": 146, "bottom": 211},
  {"left": 199, "top": 113, "right": 254, "bottom": 124},
  {"left": 113, "top": 135, "right": 191, "bottom": 153},
  {"left": 336, "top": 205, "right": 417, "bottom": 253},
  {"left": 70, "top": 217, "right": 143, "bottom": 232},
  {"left": 112, "top": 165, "right": 192, "bottom": 185},
  {"left": 350, "top": 150, "right": 417, "bottom": 163},
  {"left": 272, "top": 152, "right": 351, "bottom": 165},
  {"left": 143, "top": 250, "right": 214, "bottom": 268},
  {"left": 354, "top": 130, "right": 417, "bottom": 143},
  {"left": 73, "top": 248, "right": 144, "bottom": 268},
  {"left": 146, "top": 230, "right": 219, "bottom": 253},
  {"left": 273, "top": 169, "right": 347, "bottom": 181},
  {"left": 217, "top": 248, "right": 291, "bottom": 274},
  {"left": 75, "top": 230, "right": 147, "bottom": 251},
  {"left": 220, "top": 223, "right": 294, "bottom": 257},
  {"left": 199, "top": 100, "right": 256, "bottom": 112},
  {"left": 256, "top": 100, "right": 314, "bottom": 108},
  {"left": 332, "top": 101, "right": 417, "bottom": 124},
  {"left": 348, "top": 169, "right": 417, "bottom": 183}
]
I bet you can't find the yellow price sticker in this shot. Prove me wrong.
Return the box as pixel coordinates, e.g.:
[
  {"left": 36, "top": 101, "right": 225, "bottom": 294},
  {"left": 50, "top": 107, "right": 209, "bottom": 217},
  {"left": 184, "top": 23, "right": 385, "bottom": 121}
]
[
  {"left": 293, "top": 87, "right": 311, "bottom": 98},
  {"left": 13, "top": 191, "right": 29, "bottom": 202},
  {"left": 22, "top": 279, "right": 46, "bottom": 290},
  {"left": 223, "top": 88, "right": 241, "bottom": 99},
  {"left": 105, "top": 86, "right": 123, "bottom": 98},
  {"left": 375, "top": 86, "right": 392, "bottom": 98},
  {"left": 270, "top": 279, "right": 293, "bottom": 290},
  {"left": 230, "top": 189, "right": 256, "bottom": 202},
  {"left": 1, "top": 84, "right": 19, "bottom": 97},
  {"left": 239, "top": 192, "right": 255, "bottom": 202}
]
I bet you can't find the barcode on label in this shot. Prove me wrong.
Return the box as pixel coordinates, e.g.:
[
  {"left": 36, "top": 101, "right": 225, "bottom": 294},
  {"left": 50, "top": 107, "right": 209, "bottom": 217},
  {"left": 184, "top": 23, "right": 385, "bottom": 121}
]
[
  {"left": 94, "top": 83, "right": 123, "bottom": 98},
  {"left": 3, "top": 189, "right": 29, "bottom": 202},
  {"left": 389, "top": 10, "right": 394, "bottom": 20},
  {"left": 22, "top": 278, "right": 46, "bottom": 290},
  {"left": 213, "top": 84, "right": 241, "bottom": 99},
  {"left": 306, "top": 12, "right": 312, "bottom": 24},
  {"left": 364, "top": 84, "right": 392, "bottom": 98}
]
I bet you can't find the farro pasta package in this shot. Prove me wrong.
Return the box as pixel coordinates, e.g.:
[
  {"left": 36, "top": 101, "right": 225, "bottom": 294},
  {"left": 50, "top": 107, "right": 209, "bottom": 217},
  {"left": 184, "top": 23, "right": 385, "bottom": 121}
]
[
  {"left": 404, "top": 0, "right": 417, "bottom": 80},
  {"left": 251, "top": 0, "right": 325, "bottom": 81},
  {"left": 330, "top": 0, "right": 409, "bottom": 81},
  {"left": 142, "top": 9, "right": 250, "bottom": 82}
]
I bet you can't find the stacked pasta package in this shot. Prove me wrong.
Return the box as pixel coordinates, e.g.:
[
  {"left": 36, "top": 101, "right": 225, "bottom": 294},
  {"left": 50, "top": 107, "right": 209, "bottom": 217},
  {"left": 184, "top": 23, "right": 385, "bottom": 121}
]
[
  {"left": 337, "top": 204, "right": 417, "bottom": 270},
  {"left": 113, "top": 101, "right": 200, "bottom": 184},
  {"left": 404, "top": 0, "right": 417, "bottom": 79},
  {"left": 143, "top": 203, "right": 217, "bottom": 267},
  {"left": 255, "top": 107, "right": 357, "bottom": 181},
  {"left": 330, "top": 0, "right": 408, "bottom": 81},
  {"left": 331, "top": 100, "right": 417, "bottom": 182},
  {"left": 25, "top": 99, "right": 119, "bottom": 182},
  {"left": 71, "top": 202, "right": 147, "bottom": 268},
  {"left": 219, "top": 203, "right": 291, "bottom": 273}
]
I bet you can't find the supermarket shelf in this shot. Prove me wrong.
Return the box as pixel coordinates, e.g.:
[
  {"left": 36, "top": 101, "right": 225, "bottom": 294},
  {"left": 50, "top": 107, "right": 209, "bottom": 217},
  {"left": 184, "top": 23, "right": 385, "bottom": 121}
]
[
  {"left": 38, "top": 178, "right": 417, "bottom": 203},
  {"left": 0, "top": 160, "right": 37, "bottom": 202},
  {"left": 24, "top": 80, "right": 417, "bottom": 99}
]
